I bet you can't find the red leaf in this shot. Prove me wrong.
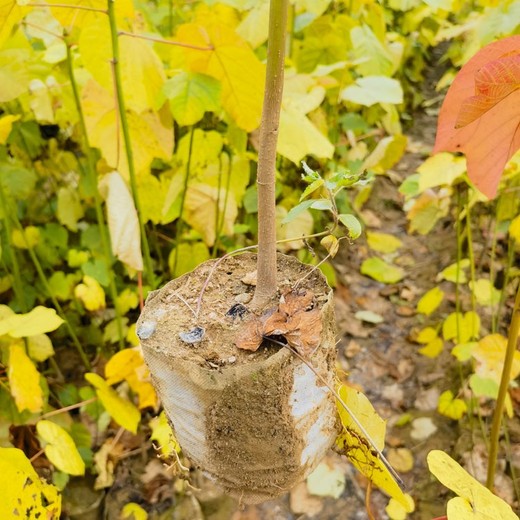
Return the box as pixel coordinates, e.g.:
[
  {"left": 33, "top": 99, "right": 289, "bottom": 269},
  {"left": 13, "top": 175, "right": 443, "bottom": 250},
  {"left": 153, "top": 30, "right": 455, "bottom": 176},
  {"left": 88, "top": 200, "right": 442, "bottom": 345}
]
[{"left": 434, "top": 35, "right": 520, "bottom": 198}]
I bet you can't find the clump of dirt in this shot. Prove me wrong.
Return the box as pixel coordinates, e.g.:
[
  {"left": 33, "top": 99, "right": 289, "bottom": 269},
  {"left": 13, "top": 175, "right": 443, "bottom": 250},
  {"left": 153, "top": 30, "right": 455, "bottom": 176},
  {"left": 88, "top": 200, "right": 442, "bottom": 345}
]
[
  {"left": 138, "top": 252, "right": 339, "bottom": 504},
  {"left": 137, "top": 252, "right": 330, "bottom": 368}
]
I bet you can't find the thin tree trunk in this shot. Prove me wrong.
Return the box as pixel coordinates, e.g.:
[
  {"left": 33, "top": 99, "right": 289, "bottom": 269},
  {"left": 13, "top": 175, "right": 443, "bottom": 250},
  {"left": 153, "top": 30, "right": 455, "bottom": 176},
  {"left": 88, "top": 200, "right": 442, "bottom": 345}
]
[{"left": 252, "top": 0, "right": 289, "bottom": 309}]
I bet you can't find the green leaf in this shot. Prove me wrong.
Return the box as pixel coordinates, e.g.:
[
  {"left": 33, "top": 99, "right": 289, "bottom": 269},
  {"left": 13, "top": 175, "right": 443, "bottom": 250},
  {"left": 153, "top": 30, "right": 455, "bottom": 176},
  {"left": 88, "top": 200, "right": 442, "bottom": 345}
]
[
  {"left": 57, "top": 187, "right": 84, "bottom": 232},
  {"left": 282, "top": 200, "right": 316, "bottom": 224},
  {"left": 355, "top": 310, "right": 384, "bottom": 324},
  {"left": 338, "top": 214, "right": 362, "bottom": 239},
  {"left": 36, "top": 420, "right": 85, "bottom": 476},
  {"left": 300, "top": 178, "right": 324, "bottom": 201},
  {"left": 366, "top": 231, "right": 402, "bottom": 253},
  {"left": 341, "top": 76, "right": 403, "bottom": 107},
  {"left": 416, "top": 287, "right": 444, "bottom": 315},
  {"left": 451, "top": 342, "right": 478, "bottom": 362},
  {"left": 163, "top": 72, "right": 221, "bottom": 126},
  {"left": 169, "top": 242, "right": 210, "bottom": 278},
  {"left": 0, "top": 163, "right": 37, "bottom": 200},
  {"left": 361, "top": 258, "right": 404, "bottom": 284}
]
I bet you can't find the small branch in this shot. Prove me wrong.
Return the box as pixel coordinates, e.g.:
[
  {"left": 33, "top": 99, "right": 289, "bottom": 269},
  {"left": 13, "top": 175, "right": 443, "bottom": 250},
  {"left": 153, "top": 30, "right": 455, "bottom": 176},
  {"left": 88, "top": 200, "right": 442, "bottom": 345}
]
[
  {"left": 251, "top": 0, "right": 289, "bottom": 310},
  {"left": 118, "top": 30, "right": 213, "bottom": 50},
  {"left": 107, "top": 0, "right": 156, "bottom": 288},
  {"left": 487, "top": 280, "right": 520, "bottom": 490},
  {"left": 27, "top": 2, "right": 107, "bottom": 12},
  {"left": 40, "top": 397, "right": 98, "bottom": 419}
]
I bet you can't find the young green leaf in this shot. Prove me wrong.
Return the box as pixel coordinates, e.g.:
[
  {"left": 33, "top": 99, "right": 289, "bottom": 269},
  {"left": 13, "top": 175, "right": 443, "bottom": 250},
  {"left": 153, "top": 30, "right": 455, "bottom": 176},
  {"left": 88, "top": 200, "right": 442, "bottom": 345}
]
[
  {"left": 338, "top": 214, "right": 362, "bottom": 239},
  {"left": 361, "top": 258, "right": 404, "bottom": 284}
]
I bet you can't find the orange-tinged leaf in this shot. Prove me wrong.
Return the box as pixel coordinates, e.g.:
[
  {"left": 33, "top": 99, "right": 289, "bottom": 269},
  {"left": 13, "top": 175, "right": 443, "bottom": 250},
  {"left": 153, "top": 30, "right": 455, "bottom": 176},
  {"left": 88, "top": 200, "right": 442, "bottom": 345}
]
[
  {"left": 8, "top": 343, "right": 43, "bottom": 413},
  {"left": 434, "top": 36, "right": 520, "bottom": 198},
  {"left": 36, "top": 420, "right": 85, "bottom": 476},
  {"left": 175, "top": 23, "right": 265, "bottom": 131},
  {"left": 0, "top": 447, "right": 61, "bottom": 519},
  {"left": 455, "top": 55, "right": 520, "bottom": 129},
  {"left": 85, "top": 372, "right": 141, "bottom": 433},
  {"left": 235, "top": 316, "right": 263, "bottom": 352}
]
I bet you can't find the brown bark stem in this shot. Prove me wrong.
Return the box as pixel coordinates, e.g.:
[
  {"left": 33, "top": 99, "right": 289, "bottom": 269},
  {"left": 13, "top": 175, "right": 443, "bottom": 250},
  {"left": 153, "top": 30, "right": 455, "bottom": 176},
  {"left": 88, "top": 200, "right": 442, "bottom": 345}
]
[{"left": 251, "top": 0, "right": 289, "bottom": 309}]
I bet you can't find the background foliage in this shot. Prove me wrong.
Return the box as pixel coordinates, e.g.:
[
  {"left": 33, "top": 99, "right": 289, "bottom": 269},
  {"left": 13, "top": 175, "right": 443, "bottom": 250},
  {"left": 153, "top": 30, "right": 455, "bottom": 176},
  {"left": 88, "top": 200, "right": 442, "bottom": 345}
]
[{"left": 1, "top": 0, "right": 519, "bottom": 517}]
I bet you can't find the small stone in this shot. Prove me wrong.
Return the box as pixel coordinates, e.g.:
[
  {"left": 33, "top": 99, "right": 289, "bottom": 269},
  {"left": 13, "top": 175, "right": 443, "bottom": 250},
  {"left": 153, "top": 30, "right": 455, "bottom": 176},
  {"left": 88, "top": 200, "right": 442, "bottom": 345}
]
[
  {"left": 136, "top": 320, "right": 156, "bottom": 340},
  {"left": 179, "top": 326, "right": 205, "bottom": 344},
  {"left": 234, "top": 293, "right": 252, "bottom": 304},
  {"left": 228, "top": 356, "right": 236, "bottom": 364}
]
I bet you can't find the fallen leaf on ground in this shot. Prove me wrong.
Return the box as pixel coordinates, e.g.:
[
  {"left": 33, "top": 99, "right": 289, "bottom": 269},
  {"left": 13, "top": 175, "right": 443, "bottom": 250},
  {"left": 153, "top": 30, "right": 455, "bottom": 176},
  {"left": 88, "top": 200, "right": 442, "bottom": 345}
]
[
  {"left": 387, "top": 448, "right": 414, "bottom": 473},
  {"left": 306, "top": 461, "right": 346, "bottom": 498},
  {"left": 410, "top": 417, "right": 437, "bottom": 441},
  {"left": 427, "top": 450, "right": 519, "bottom": 519}
]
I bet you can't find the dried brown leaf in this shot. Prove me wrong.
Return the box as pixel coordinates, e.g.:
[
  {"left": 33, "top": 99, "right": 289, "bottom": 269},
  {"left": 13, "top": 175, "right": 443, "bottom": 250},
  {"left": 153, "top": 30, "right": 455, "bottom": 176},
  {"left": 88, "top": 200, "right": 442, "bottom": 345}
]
[
  {"left": 263, "top": 311, "right": 290, "bottom": 336},
  {"left": 279, "top": 289, "right": 314, "bottom": 316},
  {"left": 235, "top": 317, "right": 263, "bottom": 352},
  {"left": 285, "top": 308, "right": 322, "bottom": 356}
]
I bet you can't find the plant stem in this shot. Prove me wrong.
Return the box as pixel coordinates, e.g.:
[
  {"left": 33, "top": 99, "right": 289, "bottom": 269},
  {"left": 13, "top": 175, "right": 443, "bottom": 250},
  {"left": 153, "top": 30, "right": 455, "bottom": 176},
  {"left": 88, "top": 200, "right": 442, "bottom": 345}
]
[
  {"left": 65, "top": 41, "right": 125, "bottom": 350},
  {"left": 4, "top": 202, "right": 91, "bottom": 368},
  {"left": 172, "top": 125, "right": 194, "bottom": 276},
  {"left": 486, "top": 280, "right": 520, "bottom": 490},
  {"left": 107, "top": 0, "right": 156, "bottom": 289},
  {"left": 251, "top": 0, "right": 289, "bottom": 309}
]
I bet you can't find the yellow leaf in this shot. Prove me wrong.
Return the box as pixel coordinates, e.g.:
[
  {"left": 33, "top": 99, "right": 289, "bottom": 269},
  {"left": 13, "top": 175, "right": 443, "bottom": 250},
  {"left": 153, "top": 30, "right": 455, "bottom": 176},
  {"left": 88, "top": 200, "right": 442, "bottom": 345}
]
[
  {"left": 0, "top": 306, "right": 64, "bottom": 337},
  {"left": 149, "top": 411, "right": 181, "bottom": 456},
  {"left": 105, "top": 348, "right": 157, "bottom": 410},
  {"left": 184, "top": 183, "right": 237, "bottom": 246},
  {"left": 79, "top": 21, "right": 165, "bottom": 113},
  {"left": 36, "top": 420, "right": 85, "bottom": 476},
  {"left": 440, "top": 259, "right": 470, "bottom": 283},
  {"left": 0, "top": 114, "right": 20, "bottom": 144},
  {"left": 407, "top": 190, "right": 450, "bottom": 235},
  {"left": 387, "top": 448, "right": 414, "bottom": 473},
  {"left": 236, "top": 0, "right": 269, "bottom": 48},
  {"left": 0, "top": 447, "right": 61, "bottom": 519},
  {"left": 416, "top": 327, "right": 438, "bottom": 344},
  {"left": 81, "top": 80, "right": 172, "bottom": 177},
  {"left": 85, "top": 372, "right": 141, "bottom": 433},
  {"left": 366, "top": 231, "right": 402, "bottom": 253},
  {"left": 418, "top": 337, "right": 444, "bottom": 358},
  {"left": 437, "top": 390, "right": 467, "bottom": 420},
  {"left": 27, "top": 334, "right": 55, "bottom": 362},
  {"left": 8, "top": 343, "right": 43, "bottom": 413},
  {"left": 385, "top": 494, "right": 415, "bottom": 520},
  {"left": 48, "top": 0, "right": 134, "bottom": 32},
  {"left": 115, "top": 288, "right": 139, "bottom": 316},
  {"left": 416, "top": 287, "right": 444, "bottom": 315},
  {"left": 510, "top": 215, "right": 520, "bottom": 243},
  {"left": 0, "top": 49, "right": 31, "bottom": 103},
  {"left": 321, "top": 235, "right": 339, "bottom": 257},
  {"left": 306, "top": 462, "right": 346, "bottom": 498},
  {"left": 427, "top": 450, "right": 519, "bottom": 519},
  {"left": 121, "top": 502, "right": 148, "bottom": 520},
  {"left": 175, "top": 22, "right": 265, "bottom": 131},
  {"left": 336, "top": 384, "right": 410, "bottom": 510},
  {"left": 98, "top": 171, "right": 143, "bottom": 271},
  {"left": 417, "top": 153, "right": 466, "bottom": 192},
  {"left": 11, "top": 226, "right": 40, "bottom": 249},
  {"left": 75, "top": 275, "right": 106, "bottom": 311},
  {"left": 278, "top": 106, "right": 334, "bottom": 163},
  {"left": 469, "top": 279, "right": 501, "bottom": 307},
  {"left": 0, "top": 2, "right": 28, "bottom": 48},
  {"left": 442, "top": 311, "right": 480, "bottom": 343},
  {"left": 472, "top": 334, "right": 520, "bottom": 385},
  {"left": 57, "top": 187, "right": 84, "bottom": 232},
  {"left": 451, "top": 342, "right": 478, "bottom": 362}
]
